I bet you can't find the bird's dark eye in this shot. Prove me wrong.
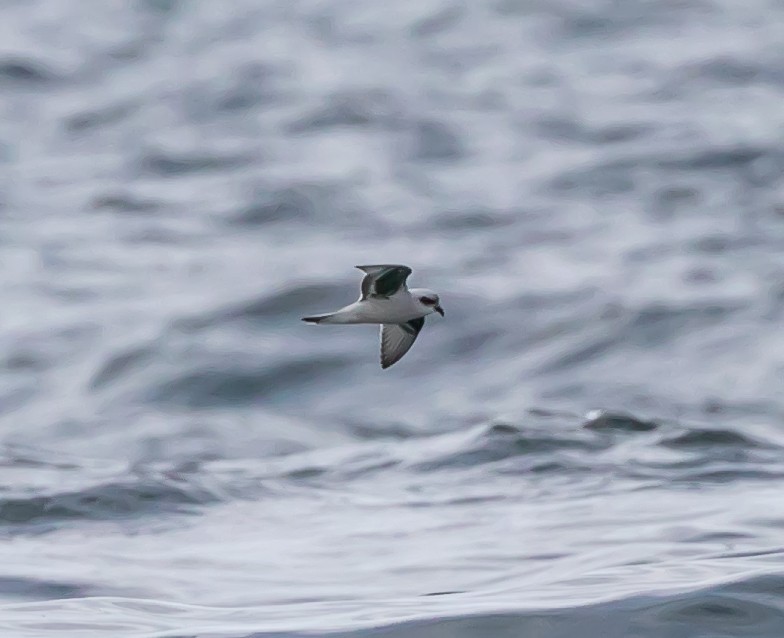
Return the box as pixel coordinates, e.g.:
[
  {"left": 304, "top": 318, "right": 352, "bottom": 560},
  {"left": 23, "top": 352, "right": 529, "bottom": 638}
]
[{"left": 419, "top": 296, "right": 436, "bottom": 305}]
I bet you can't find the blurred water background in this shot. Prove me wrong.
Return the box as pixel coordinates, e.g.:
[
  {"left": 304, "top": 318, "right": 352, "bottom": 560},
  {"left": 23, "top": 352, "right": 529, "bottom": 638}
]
[{"left": 2, "top": 0, "right": 784, "bottom": 636}]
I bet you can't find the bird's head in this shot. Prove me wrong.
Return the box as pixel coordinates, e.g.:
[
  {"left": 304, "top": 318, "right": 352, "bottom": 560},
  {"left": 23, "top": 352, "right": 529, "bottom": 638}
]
[{"left": 412, "top": 288, "right": 444, "bottom": 317}]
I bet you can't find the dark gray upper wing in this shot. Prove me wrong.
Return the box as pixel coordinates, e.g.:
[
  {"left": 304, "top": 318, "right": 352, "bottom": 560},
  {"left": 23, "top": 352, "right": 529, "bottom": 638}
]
[
  {"left": 379, "top": 317, "right": 425, "bottom": 369},
  {"left": 356, "top": 265, "right": 413, "bottom": 299}
]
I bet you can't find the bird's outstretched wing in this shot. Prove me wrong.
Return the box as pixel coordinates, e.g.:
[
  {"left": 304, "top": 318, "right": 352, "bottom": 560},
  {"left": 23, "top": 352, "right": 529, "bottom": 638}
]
[
  {"left": 379, "top": 317, "right": 425, "bottom": 369},
  {"left": 356, "top": 265, "right": 413, "bottom": 299}
]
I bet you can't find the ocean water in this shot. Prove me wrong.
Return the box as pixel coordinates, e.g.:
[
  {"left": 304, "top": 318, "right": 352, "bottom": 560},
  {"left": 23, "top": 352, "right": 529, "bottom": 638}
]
[{"left": 2, "top": 0, "right": 784, "bottom": 636}]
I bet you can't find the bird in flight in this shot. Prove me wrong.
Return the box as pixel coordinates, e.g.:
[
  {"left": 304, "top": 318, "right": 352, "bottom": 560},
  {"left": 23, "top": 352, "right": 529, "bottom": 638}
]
[{"left": 302, "top": 265, "right": 444, "bottom": 369}]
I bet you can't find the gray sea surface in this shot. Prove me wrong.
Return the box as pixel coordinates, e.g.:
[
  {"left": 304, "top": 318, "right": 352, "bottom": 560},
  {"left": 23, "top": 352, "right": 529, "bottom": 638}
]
[{"left": 2, "top": 1, "right": 784, "bottom": 636}]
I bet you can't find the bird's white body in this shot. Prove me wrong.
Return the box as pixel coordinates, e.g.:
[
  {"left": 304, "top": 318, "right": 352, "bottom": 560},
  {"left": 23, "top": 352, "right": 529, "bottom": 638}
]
[
  {"left": 302, "top": 265, "right": 444, "bottom": 368},
  {"left": 314, "top": 287, "right": 435, "bottom": 324}
]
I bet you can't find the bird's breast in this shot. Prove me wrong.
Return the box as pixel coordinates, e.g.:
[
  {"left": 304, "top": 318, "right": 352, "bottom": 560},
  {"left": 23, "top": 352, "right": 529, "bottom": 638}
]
[{"left": 355, "top": 296, "right": 422, "bottom": 324}]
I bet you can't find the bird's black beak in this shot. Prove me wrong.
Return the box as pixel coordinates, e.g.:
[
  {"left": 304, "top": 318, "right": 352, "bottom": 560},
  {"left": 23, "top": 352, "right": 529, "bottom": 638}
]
[{"left": 435, "top": 305, "right": 444, "bottom": 317}]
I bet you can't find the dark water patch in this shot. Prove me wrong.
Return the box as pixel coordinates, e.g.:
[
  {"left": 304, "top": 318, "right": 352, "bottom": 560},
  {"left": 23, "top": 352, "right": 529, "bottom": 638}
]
[
  {"left": 535, "top": 115, "right": 652, "bottom": 145},
  {"left": 686, "top": 530, "right": 752, "bottom": 543},
  {"left": 236, "top": 446, "right": 399, "bottom": 486},
  {"left": 230, "top": 180, "right": 360, "bottom": 228},
  {"left": 122, "top": 226, "right": 195, "bottom": 245},
  {"left": 421, "top": 43, "right": 500, "bottom": 74},
  {"left": 282, "top": 466, "right": 329, "bottom": 482},
  {"left": 690, "top": 234, "right": 759, "bottom": 255},
  {"left": 499, "top": 458, "right": 591, "bottom": 476},
  {"left": 287, "top": 89, "right": 402, "bottom": 132},
  {"left": 594, "top": 123, "right": 653, "bottom": 144},
  {"left": 446, "top": 328, "right": 500, "bottom": 356},
  {"left": 527, "top": 407, "right": 577, "bottom": 418},
  {"left": 679, "top": 55, "right": 784, "bottom": 90},
  {"left": 550, "top": 5, "right": 654, "bottom": 40},
  {"left": 253, "top": 447, "right": 380, "bottom": 485},
  {"left": 229, "top": 282, "right": 346, "bottom": 318},
  {"left": 89, "top": 344, "right": 158, "bottom": 390},
  {"left": 333, "top": 455, "right": 401, "bottom": 482},
  {"left": 252, "top": 614, "right": 565, "bottom": 638},
  {"left": 216, "top": 63, "right": 280, "bottom": 112},
  {"left": 4, "top": 350, "right": 47, "bottom": 373},
  {"left": 536, "top": 331, "right": 619, "bottom": 374},
  {"left": 404, "top": 492, "right": 509, "bottom": 509},
  {"left": 0, "top": 576, "right": 84, "bottom": 600},
  {"left": 412, "top": 422, "right": 602, "bottom": 472},
  {"left": 662, "top": 599, "right": 765, "bottom": 628},
  {"left": 625, "top": 301, "right": 741, "bottom": 348},
  {"left": 652, "top": 184, "right": 702, "bottom": 218},
  {"left": 0, "top": 385, "right": 38, "bottom": 417},
  {"left": 0, "top": 449, "right": 81, "bottom": 471},
  {"left": 183, "top": 63, "right": 286, "bottom": 121},
  {"left": 138, "top": 0, "right": 183, "bottom": 16},
  {"left": 583, "top": 411, "right": 658, "bottom": 433},
  {"left": 91, "top": 191, "right": 161, "bottom": 214},
  {"left": 682, "top": 265, "right": 719, "bottom": 286},
  {"left": 430, "top": 208, "right": 512, "bottom": 231},
  {"left": 37, "top": 282, "right": 102, "bottom": 304},
  {"left": 551, "top": 144, "right": 780, "bottom": 198},
  {"left": 411, "top": 4, "right": 464, "bottom": 38},
  {"left": 658, "top": 145, "right": 771, "bottom": 172},
  {"left": 558, "top": 11, "right": 623, "bottom": 39},
  {"left": 0, "top": 576, "right": 104, "bottom": 601},
  {"left": 728, "top": 575, "right": 784, "bottom": 597},
  {"left": 231, "top": 185, "right": 333, "bottom": 226},
  {"left": 174, "top": 282, "right": 348, "bottom": 331},
  {"left": 409, "top": 120, "right": 464, "bottom": 163},
  {"left": 0, "top": 473, "right": 220, "bottom": 527},
  {"left": 509, "top": 287, "right": 602, "bottom": 313},
  {"left": 242, "top": 575, "right": 784, "bottom": 638},
  {"left": 548, "top": 162, "right": 637, "bottom": 197},
  {"left": 138, "top": 147, "right": 252, "bottom": 177},
  {"left": 693, "top": 57, "right": 762, "bottom": 86},
  {"left": 661, "top": 428, "right": 768, "bottom": 451},
  {"left": 2, "top": 324, "right": 98, "bottom": 375},
  {"left": 534, "top": 115, "right": 582, "bottom": 142},
  {"left": 0, "top": 57, "right": 58, "bottom": 84},
  {"left": 485, "top": 423, "right": 523, "bottom": 436},
  {"left": 670, "top": 467, "right": 784, "bottom": 484},
  {"left": 65, "top": 101, "right": 138, "bottom": 133},
  {"left": 546, "top": 0, "right": 712, "bottom": 39},
  {"left": 104, "top": 41, "right": 147, "bottom": 64},
  {"left": 149, "top": 357, "right": 352, "bottom": 408},
  {"left": 722, "top": 548, "right": 784, "bottom": 561},
  {"left": 346, "top": 421, "right": 419, "bottom": 441},
  {"left": 655, "top": 591, "right": 784, "bottom": 636},
  {"left": 746, "top": 517, "right": 784, "bottom": 530}
]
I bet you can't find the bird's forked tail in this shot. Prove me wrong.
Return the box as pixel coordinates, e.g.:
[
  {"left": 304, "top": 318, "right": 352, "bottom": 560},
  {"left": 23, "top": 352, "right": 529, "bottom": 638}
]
[{"left": 301, "top": 313, "right": 335, "bottom": 324}]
